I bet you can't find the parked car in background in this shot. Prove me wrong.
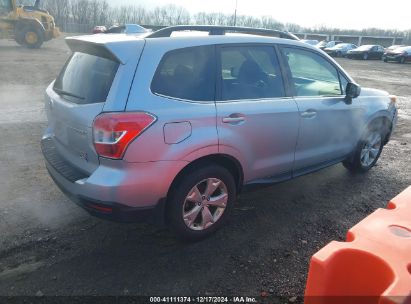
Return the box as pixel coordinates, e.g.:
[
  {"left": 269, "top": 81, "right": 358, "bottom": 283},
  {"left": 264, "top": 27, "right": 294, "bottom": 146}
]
[
  {"left": 324, "top": 43, "right": 357, "bottom": 57},
  {"left": 385, "top": 45, "right": 405, "bottom": 52},
  {"left": 383, "top": 46, "right": 411, "bottom": 64},
  {"left": 316, "top": 40, "right": 343, "bottom": 50},
  {"left": 105, "top": 24, "right": 126, "bottom": 33},
  {"left": 41, "top": 25, "right": 397, "bottom": 241},
  {"left": 301, "top": 39, "right": 319, "bottom": 46},
  {"left": 92, "top": 24, "right": 150, "bottom": 34},
  {"left": 382, "top": 45, "right": 406, "bottom": 61},
  {"left": 92, "top": 26, "right": 107, "bottom": 34},
  {"left": 347, "top": 45, "right": 384, "bottom": 60}
]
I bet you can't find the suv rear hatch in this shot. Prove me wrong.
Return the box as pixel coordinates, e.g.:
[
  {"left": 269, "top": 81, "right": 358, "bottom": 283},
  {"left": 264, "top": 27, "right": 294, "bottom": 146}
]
[{"left": 43, "top": 35, "right": 145, "bottom": 178}]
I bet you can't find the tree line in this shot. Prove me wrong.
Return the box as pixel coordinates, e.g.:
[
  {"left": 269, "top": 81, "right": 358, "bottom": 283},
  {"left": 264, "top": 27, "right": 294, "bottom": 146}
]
[{"left": 17, "top": 0, "right": 411, "bottom": 38}]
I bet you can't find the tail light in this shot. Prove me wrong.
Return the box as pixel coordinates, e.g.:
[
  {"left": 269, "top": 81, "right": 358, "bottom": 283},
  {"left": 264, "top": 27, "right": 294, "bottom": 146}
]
[{"left": 93, "top": 112, "right": 156, "bottom": 159}]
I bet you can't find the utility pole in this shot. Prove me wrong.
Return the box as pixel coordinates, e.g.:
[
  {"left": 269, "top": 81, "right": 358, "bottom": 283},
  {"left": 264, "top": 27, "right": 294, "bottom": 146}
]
[{"left": 233, "top": 0, "right": 238, "bottom": 26}]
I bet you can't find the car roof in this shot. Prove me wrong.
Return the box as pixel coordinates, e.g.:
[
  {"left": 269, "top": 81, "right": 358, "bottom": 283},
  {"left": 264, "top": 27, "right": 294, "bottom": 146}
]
[
  {"left": 65, "top": 31, "right": 353, "bottom": 83},
  {"left": 143, "top": 34, "right": 323, "bottom": 56},
  {"left": 67, "top": 30, "right": 358, "bottom": 81},
  {"left": 146, "top": 34, "right": 305, "bottom": 45},
  {"left": 146, "top": 25, "right": 299, "bottom": 40},
  {"left": 67, "top": 32, "right": 316, "bottom": 56}
]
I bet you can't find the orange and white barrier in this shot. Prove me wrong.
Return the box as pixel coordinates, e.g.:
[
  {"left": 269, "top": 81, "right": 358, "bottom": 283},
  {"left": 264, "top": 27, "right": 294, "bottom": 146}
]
[{"left": 305, "top": 186, "right": 411, "bottom": 304}]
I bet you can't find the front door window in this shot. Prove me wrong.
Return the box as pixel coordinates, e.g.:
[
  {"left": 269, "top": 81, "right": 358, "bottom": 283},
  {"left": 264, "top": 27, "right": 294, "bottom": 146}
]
[{"left": 281, "top": 47, "right": 343, "bottom": 97}]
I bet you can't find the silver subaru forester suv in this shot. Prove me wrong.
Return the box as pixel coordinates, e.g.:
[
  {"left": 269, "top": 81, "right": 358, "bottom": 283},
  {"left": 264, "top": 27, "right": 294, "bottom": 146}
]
[{"left": 42, "top": 26, "right": 397, "bottom": 241}]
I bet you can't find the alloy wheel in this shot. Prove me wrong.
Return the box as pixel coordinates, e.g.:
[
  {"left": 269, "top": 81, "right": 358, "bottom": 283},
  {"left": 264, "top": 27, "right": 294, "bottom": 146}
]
[
  {"left": 360, "top": 131, "right": 382, "bottom": 167},
  {"left": 182, "top": 178, "right": 228, "bottom": 231}
]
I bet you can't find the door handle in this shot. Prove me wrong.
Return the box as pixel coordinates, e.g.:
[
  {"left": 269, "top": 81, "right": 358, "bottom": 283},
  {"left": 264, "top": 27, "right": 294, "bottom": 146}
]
[
  {"left": 300, "top": 110, "right": 317, "bottom": 119},
  {"left": 222, "top": 115, "right": 245, "bottom": 124}
]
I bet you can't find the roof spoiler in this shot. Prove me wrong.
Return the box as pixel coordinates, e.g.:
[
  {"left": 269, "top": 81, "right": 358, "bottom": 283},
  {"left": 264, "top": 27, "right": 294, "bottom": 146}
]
[
  {"left": 65, "top": 36, "right": 144, "bottom": 64},
  {"left": 65, "top": 38, "right": 120, "bottom": 63}
]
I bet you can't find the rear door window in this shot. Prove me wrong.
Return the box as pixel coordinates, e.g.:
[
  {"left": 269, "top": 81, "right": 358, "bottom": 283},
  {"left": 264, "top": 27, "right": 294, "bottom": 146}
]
[
  {"left": 53, "top": 52, "right": 119, "bottom": 104},
  {"left": 151, "top": 46, "right": 215, "bottom": 102},
  {"left": 219, "top": 45, "right": 285, "bottom": 100}
]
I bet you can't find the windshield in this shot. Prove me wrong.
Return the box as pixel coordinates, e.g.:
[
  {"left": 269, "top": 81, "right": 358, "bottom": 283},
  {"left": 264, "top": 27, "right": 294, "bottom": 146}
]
[
  {"left": 334, "top": 43, "right": 349, "bottom": 49},
  {"left": 53, "top": 52, "right": 119, "bottom": 104},
  {"left": 317, "top": 41, "right": 327, "bottom": 47},
  {"left": 356, "top": 45, "right": 373, "bottom": 51}
]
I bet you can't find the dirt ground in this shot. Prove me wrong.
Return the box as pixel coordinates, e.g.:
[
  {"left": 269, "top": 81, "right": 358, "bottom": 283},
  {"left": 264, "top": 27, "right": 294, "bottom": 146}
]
[{"left": 0, "top": 36, "right": 410, "bottom": 300}]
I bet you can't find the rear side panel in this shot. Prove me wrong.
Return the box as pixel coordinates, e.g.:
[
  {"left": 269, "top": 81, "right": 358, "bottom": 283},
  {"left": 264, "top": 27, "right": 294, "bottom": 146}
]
[{"left": 124, "top": 39, "right": 219, "bottom": 163}]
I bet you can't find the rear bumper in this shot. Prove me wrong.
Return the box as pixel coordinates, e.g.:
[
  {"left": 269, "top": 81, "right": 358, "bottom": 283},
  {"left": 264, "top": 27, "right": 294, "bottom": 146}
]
[
  {"left": 47, "top": 164, "right": 166, "bottom": 223},
  {"left": 41, "top": 136, "right": 187, "bottom": 224}
]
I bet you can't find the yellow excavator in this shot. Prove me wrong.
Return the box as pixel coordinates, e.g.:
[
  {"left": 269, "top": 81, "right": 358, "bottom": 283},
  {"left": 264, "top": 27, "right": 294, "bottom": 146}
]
[{"left": 0, "top": 0, "right": 59, "bottom": 48}]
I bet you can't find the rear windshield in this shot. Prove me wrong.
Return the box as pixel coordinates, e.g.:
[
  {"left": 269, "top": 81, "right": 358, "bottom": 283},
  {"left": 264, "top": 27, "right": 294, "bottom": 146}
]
[{"left": 53, "top": 52, "right": 119, "bottom": 104}]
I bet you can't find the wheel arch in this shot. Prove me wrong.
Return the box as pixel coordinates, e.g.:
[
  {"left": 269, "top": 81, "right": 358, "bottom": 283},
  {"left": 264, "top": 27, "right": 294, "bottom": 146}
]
[
  {"left": 364, "top": 114, "right": 393, "bottom": 145},
  {"left": 166, "top": 153, "right": 244, "bottom": 202}
]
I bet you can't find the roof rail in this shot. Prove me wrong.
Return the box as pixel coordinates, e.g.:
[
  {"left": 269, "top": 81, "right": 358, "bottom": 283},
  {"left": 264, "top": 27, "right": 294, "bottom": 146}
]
[{"left": 145, "top": 25, "right": 299, "bottom": 40}]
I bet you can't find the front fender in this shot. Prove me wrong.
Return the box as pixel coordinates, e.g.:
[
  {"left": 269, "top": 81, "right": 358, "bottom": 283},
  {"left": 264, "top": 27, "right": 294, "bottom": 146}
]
[{"left": 361, "top": 110, "right": 395, "bottom": 143}]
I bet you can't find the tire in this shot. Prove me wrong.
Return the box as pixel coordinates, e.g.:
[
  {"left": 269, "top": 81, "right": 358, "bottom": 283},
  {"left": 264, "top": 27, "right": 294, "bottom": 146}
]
[
  {"left": 19, "top": 26, "right": 44, "bottom": 49},
  {"left": 363, "top": 52, "right": 368, "bottom": 60},
  {"left": 383, "top": 57, "right": 388, "bottom": 62},
  {"left": 337, "top": 51, "right": 342, "bottom": 57},
  {"left": 343, "top": 124, "right": 384, "bottom": 173},
  {"left": 167, "top": 165, "right": 236, "bottom": 241},
  {"left": 14, "top": 26, "right": 24, "bottom": 46},
  {"left": 14, "top": 35, "right": 24, "bottom": 46},
  {"left": 399, "top": 57, "right": 405, "bottom": 64}
]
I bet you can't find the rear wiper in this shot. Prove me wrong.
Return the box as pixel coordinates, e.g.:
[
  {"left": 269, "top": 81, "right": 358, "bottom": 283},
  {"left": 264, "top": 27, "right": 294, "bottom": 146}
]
[{"left": 53, "top": 88, "right": 85, "bottom": 100}]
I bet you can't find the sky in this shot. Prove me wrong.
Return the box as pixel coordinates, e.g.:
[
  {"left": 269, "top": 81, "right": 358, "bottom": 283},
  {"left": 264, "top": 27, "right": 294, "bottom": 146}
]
[{"left": 113, "top": 0, "right": 411, "bottom": 31}]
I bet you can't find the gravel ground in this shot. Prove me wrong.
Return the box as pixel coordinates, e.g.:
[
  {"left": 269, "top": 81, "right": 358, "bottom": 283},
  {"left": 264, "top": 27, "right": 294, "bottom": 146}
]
[{"left": 0, "top": 36, "right": 410, "bottom": 300}]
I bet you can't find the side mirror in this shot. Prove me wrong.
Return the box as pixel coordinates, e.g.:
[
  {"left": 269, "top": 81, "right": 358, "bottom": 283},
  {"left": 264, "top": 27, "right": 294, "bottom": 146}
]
[{"left": 345, "top": 82, "right": 361, "bottom": 104}]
